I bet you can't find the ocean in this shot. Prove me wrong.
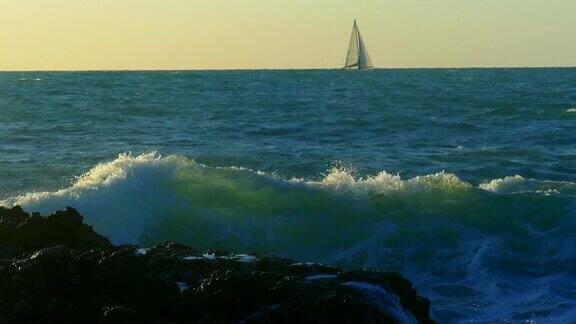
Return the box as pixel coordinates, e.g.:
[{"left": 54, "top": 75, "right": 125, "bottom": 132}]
[{"left": 1, "top": 69, "right": 575, "bottom": 322}]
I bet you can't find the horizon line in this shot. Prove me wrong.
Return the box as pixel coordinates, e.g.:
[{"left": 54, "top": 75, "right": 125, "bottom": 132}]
[{"left": 1, "top": 66, "right": 575, "bottom": 73}]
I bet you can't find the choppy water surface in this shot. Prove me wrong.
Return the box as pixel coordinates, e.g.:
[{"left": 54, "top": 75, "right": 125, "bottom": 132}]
[{"left": 1, "top": 69, "right": 576, "bottom": 322}]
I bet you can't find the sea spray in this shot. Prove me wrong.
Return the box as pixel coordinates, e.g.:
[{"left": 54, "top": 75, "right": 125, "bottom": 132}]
[{"left": 2, "top": 153, "right": 190, "bottom": 244}]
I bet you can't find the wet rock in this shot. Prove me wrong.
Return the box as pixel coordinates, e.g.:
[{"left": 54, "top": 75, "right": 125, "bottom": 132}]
[
  {"left": 101, "top": 305, "right": 150, "bottom": 324},
  {"left": 338, "top": 270, "right": 432, "bottom": 323},
  {"left": 0, "top": 206, "right": 112, "bottom": 254},
  {"left": 0, "top": 207, "right": 434, "bottom": 323}
]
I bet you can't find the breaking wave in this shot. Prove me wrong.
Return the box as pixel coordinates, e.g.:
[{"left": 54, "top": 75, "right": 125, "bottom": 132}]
[{"left": 3, "top": 153, "right": 576, "bottom": 322}]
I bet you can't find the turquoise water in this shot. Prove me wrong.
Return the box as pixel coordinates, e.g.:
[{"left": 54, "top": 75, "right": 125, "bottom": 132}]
[{"left": 1, "top": 69, "right": 576, "bottom": 322}]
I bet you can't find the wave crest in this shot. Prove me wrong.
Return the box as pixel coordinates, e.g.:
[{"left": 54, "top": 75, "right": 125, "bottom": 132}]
[
  {"left": 311, "top": 168, "right": 471, "bottom": 195},
  {"left": 2, "top": 152, "right": 190, "bottom": 244},
  {"left": 2, "top": 152, "right": 574, "bottom": 247},
  {"left": 480, "top": 175, "right": 576, "bottom": 195}
]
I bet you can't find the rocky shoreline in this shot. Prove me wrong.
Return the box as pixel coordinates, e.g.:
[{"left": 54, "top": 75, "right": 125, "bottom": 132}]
[{"left": 0, "top": 206, "right": 434, "bottom": 323}]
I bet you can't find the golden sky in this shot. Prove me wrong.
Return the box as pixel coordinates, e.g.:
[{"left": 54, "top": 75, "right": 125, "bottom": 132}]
[{"left": 1, "top": 0, "right": 575, "bottom": 70}]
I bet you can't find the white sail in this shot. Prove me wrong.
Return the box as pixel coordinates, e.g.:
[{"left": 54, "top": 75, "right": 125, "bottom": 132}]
[
  {"left": 357, "top": 29, "right": 374, "bottom": 68},
  {"left": 344, "top": 21, "right": 360, "bottom": 68},
  {"left": 344, "top": 20, "right": 374, "bottom": 69}
]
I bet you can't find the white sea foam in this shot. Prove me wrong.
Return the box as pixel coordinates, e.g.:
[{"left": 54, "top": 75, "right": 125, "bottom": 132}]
[
  {"left": 305, "top": 168, "right": 472, "bottom": 195},
  {"left": 176, "top": 282, "right": 189, "bottom": 292},
  {"left": 479, "top": 175, "right": 527, "bottom": 194},
  {"left": 305, "top": 274, "right": 337, "bottom": 281},
  {"left": 479, "top": 175, "right": 576, "bottom": 195},
  {"left": 136, "top": 248, "right": 150, "bottom": 256},
  {"left": 1, "top": 152, "right": 190, "bottom": 244},
  {"left": 225, "top": 254, "right": 256, "bottom": 263},
  {"left": 18, "top": 77, "right": 42, "bottom": 81}
]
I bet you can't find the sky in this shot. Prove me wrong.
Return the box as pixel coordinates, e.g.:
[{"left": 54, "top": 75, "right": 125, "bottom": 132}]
[{"left": 1, "top": 0, "right": 575, "bottom": 70}]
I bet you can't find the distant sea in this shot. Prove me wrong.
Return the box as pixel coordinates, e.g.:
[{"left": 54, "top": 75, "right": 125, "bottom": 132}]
[{"left": 1, "top": 69, "right": 576, "bottom": 322}]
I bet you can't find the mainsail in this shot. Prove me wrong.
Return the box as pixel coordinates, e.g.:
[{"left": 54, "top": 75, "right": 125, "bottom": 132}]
[{"left": 344, "top": 20, "right": 374, "bottom": 69}]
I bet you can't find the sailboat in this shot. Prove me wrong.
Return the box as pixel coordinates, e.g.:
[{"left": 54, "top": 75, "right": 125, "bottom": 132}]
[{"left": 343, "top": 19, "right": 374, "bottom": 70}]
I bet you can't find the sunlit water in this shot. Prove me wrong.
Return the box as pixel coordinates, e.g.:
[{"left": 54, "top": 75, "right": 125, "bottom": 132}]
[{"left": 1, "top": 69, "right": 576, "bottom": 322}]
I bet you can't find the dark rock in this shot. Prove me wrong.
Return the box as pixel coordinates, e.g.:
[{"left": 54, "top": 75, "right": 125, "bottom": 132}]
[
  {"left": 101, "top": 305, "right": 150, "bottom": 324},
  {"left": 0, "top": 206, "right": 434, "bottom": 323},
  {"left": 0, "top": 206, "right": 112, "bottom": 255},
  {"left": 338, "top": 270, "right": 433, "bottom": 323}
]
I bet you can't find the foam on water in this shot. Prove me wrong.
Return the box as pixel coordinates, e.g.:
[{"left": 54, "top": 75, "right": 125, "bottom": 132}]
[
  {"left": 342, "top": 281, "right": 417, "bottom": 324},
  {"left": 3, "top": 153, "right": 189, "bottom": 244},
  {"left": 480, "top": 175, "right": 576, "bottom": 195},
  {"left": 305, "top": 274, "right": 338, "bottom": 281},
  {"left": 2, "top": 152, "right": 576, "bottom": 322}
]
